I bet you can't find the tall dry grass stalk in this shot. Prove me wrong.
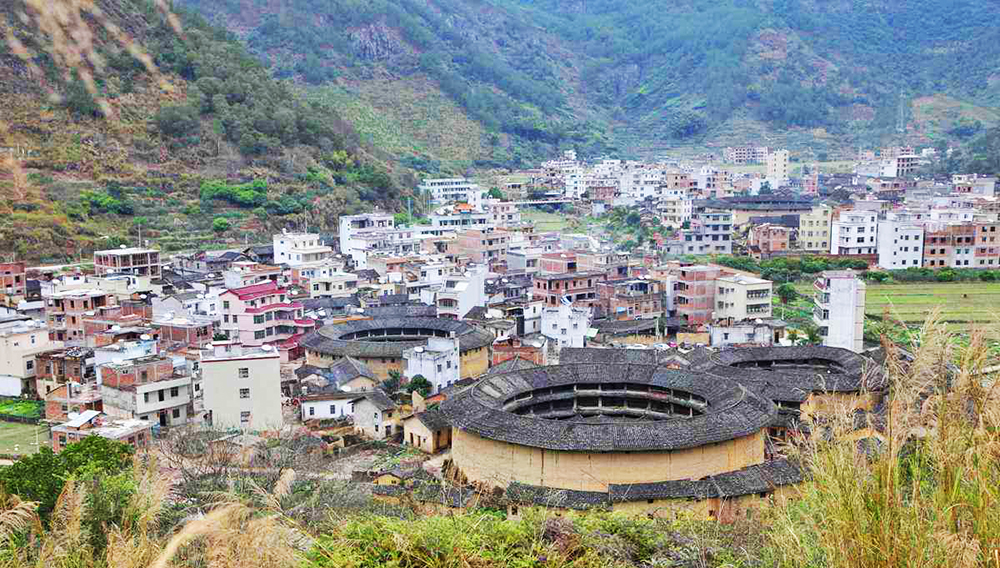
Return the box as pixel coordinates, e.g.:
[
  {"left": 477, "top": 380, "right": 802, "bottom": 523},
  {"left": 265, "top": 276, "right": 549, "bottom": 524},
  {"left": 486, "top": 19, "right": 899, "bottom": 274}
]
[
  {"left": 3, "top": 0, "right": 177, "bottom": 117},
  {"left": 768, "top": 312, "right": 1000, "bottom": 568}
]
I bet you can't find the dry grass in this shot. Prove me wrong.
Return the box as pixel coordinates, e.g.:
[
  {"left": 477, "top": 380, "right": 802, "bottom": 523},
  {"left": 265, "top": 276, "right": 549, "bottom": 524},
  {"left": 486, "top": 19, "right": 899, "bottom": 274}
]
[{"left": 767, "top": 311, "right": 1000, "bottom": 568}]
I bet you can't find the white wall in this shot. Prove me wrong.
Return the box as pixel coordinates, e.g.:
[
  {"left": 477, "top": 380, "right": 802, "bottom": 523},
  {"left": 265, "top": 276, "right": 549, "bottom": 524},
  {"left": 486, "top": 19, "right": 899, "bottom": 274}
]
[
  {"left": 201, "top": 351, "right": 283, "bottom": 431},
  {"left": 301, "top": 397, "right": 354, "bottom": 421}
]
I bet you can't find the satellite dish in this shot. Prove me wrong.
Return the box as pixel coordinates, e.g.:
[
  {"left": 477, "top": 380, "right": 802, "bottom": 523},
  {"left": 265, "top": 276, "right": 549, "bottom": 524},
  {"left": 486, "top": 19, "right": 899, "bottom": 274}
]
[
  {"left": 414, "top": 346, "right": 424, "bottom": 353},
  {"left": 111, "top": 325, "right": 121, "bottom": 331},
  {"left": 261, "top": 345, "right": 274, "bottom": 351},
  {"left": 140, "top": 294, "right": 147, "bottom": 299},
  {"left": 341, "top": 385, "right": 352, "bottom": 392},
  {"left": 119, "top": 245, "right": 127, "bottom": 249},
  {"left": 85, "top": 310, "right": 96, "bottom": 316},
  {"left": 140, "top": 334, "right": 151, "bottom": 341}
]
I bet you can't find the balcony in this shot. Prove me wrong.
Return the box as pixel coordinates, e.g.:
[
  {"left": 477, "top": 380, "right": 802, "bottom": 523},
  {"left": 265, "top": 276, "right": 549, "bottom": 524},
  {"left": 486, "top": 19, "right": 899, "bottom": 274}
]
[{"left": 813, "top": 279, "right": 828, "bottom": 292}]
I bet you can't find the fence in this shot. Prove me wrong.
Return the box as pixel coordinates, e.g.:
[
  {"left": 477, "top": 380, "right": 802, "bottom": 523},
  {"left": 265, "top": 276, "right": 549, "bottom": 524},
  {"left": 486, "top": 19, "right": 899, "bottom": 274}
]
[{"left": 0, "top": 413, "right": 40, "bottom": 425}]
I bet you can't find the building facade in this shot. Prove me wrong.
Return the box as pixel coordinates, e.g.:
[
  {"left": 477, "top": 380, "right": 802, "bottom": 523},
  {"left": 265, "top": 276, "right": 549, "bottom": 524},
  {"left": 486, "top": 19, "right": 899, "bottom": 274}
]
[
  {"left": 813, "top": 271, "right": 866, "bottom": 353},
  {"left": 201, "top": 342, "right": 283, "bottom": 430}
]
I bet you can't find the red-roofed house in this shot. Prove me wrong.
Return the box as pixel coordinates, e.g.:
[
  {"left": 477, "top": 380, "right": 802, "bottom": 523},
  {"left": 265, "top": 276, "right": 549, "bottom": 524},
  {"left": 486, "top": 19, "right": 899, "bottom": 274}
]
[{"left": 218, "top": 282, "right": 315, "bottom": 361}]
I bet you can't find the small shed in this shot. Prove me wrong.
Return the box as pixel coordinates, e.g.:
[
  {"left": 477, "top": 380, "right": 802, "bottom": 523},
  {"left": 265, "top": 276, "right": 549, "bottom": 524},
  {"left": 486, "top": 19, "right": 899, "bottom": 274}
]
[{"left": 402, "top": 409, "right": 451, "bottom": 454}]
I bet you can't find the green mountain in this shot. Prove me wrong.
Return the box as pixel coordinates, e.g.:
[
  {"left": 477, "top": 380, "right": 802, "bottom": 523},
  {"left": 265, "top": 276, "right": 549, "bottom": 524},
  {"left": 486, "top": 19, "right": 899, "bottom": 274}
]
[
  {"left": 0, "top": 0, "right": 414, "bottom": 263},
  {"left": 175, "top": 0, "right": 1000, "bottom": 164}
]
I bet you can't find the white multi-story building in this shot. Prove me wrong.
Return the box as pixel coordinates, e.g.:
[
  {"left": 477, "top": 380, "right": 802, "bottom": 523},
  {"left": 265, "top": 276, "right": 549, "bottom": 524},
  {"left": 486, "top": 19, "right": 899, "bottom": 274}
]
[
  {"left": 831, "top": 210, "right": 878, "bottom": 255},
  {"left": 813, "top": 270, "right": 866, "bottom": 353},
  {"left": 766, "top": 149, "right": 789, "bottom": 184},
  {"left": 338, "top": 213, "right": 395, "bottom": 255},
  {"left": 877, "top": 215, "right": 925, "bottom": 270},
  {"left": 0, "top": 317, "right": 55, "bottom": 396},
  {"left": 403, "top": 336, "right": 459, "bottom": 394},
  {"left": 952, "top": 174, "right": 997, "bottom": 197},
  {"left": 541, "top": 303, "right": 591, "bottom": 349},
  {"left": 713, "top": 275, "right": 772, "bottom": 322},
  {"left": 201, "top": 342, "right": 283, "bottom": 430},
  {"left": 418, "top": 178, "right": 485, "bottom": 208},
  {"left": 420, "top": 264, "right": 488, "bottom": 320},
  {"left": 273, "top": 231, "right": 332, "bottom": 267}
]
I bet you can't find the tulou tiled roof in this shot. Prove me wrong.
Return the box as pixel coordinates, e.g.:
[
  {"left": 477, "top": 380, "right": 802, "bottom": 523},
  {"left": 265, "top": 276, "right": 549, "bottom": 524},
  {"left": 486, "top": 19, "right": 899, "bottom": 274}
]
[
  {"left": 441, "top": 364, "right": 777, "bottom": 452},
  {"left": 414, "top": 409, "right": 450, "bottom": 432},
  {"left": 689, "top": 345, "right": 884, "bottom": 394},
  {"left": 505, "top": 459, "right": 802, "bottom": 509},
  {"left": 364, "top": 305, "right": 438, "bottom": 318},
  {"left": 300, "top": 316, "right": 494, "bottom": 358},
  {"left": 559, "top": 348, "right": 690, "bottom": 367}
]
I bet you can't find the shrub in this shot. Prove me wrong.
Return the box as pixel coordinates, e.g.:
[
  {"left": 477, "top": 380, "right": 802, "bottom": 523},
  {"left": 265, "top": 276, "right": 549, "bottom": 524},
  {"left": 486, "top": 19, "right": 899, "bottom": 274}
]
[
  {"left": 212, "top": 217, "right": 232, "bottom": 233},
  {"left": 200, "top": 179, "right": 268, "bottom": 208}
]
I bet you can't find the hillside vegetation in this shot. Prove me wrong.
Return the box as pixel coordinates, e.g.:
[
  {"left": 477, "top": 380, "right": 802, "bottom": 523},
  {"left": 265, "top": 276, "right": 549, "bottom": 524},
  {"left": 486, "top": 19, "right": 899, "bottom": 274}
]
[
  {"left": 175, "top": 0, "right": 1000, "bottom": 162},
  {"left": 0, "top": 0, "right": 413, "bottom": 263}
]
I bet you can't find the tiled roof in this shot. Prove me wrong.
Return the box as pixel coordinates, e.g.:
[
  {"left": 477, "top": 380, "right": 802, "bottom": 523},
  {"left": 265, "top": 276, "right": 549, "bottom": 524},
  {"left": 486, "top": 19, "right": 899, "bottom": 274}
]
[
  {"left": 414, "top": 409, "right": 450, "bottom": 431},
  {"left": 295, "top": 356, "right": 376, "bottom": 392},
  {"left": 364, "top": 305, "right": 438, "bottom": 318},
  {"left": 352, "top": 388, "right": 396, "bottom": 411},
  {"left": 689, "top": 345, "right": 883, "bottom": 393},
  {"left": 441, "top": 364, "right": 776, "bottom": 452},
  {"left": 559, "top": 348, "right": 689, "bottom": 367},
  {"left": 301, "top": 316, "right": 494, "bottom": 358},
  {"left": 505, "top": 459, "right": 801, "bottom": 508},
  {"left": 224, "top": 281, "right": 281, "bottom": 300}
]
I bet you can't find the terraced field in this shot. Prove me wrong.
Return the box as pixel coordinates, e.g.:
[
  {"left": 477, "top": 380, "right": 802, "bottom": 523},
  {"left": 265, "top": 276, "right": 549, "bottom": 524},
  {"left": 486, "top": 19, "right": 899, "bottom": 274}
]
[{"left": 793, "top": 281, "right": 1000, "bottom": 336}]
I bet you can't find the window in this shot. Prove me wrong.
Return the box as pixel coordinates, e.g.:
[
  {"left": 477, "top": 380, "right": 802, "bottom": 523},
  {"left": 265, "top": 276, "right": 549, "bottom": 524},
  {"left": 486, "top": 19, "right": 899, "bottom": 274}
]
[
  {"left": 239, "top": 388, "right": 250, "bottom": 399},
  {"left": 254, "top": 330, "right": 266, "bottom": 340},
  {"left": 240, "top": 411, "right": 251, "bottom": 424},
  {"left": 25, "top": 360, "right": 33, "bottom": 370},
  {"left": 223, "top": 315, "right": 230, "bottom": 323},
  {"left": 143, "top": 393, "right": 149, "bottom": 403},
  {"left": 238, "top": 368, "right": 249, "bottom": 378},
  {"left": 309, "top": 406, "right": 315, "bottom": 416},
  {"left": 170, "top": 387, "right": 179, "bottom": 397},
  {"left": 172, "top": 408, "right": 180, "bottom": 419},
  {"left": 329, "top": 404, "right": 336, "bottom": 414},
  {"left": 223, "top": 301, "right": 230, "bottom": 310},
  {"left": 140, "top": 370, "right": 148, "bottom": 382},
  {"left": 437, "top": 364, "right": 442, "bottom": 373}
]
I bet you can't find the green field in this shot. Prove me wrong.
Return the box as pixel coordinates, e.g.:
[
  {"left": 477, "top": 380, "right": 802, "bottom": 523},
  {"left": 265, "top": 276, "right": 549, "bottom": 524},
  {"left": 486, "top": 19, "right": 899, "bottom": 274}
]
[
  {"left": 521, "top": 208, "right": 571, "bottom": 232},
  {"left": 0, "top": 399, "right": 43, "bottom": 419},
  {"left": 793, "top": 281, "right": 1000, "bottom": 336},
  {"left": 0, "top": 422, "right": 50, "bottom": 455}
]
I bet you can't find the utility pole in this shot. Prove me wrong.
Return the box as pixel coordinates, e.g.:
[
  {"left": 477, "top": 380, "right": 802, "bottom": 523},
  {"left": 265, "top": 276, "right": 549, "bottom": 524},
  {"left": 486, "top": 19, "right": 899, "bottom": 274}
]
[{"left": 407, "top": 197, "right": 413, "bottom": 224}]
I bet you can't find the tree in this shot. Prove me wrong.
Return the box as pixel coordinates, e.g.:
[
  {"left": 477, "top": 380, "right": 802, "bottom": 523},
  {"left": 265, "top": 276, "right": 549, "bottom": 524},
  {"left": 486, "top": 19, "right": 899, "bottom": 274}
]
[
  {"left": 383, "top": 370, "right": 403, "bottom": 393},
  {"left": 0, "top": 436, "right": 133, "bottom": 518},
  {"left": 775, "top": 283, "right": 797, "bottom": 305},
  {"left": 212, "top": 217, "right": 232, "bottom": 233},
  {"left": 786, "top": 329, "right": 802, "bottom": 345},
  {"left": 487, "top": 187, "right": 504, "bottom": 199},
  {"left": 804, "top": 325, "right": 822, "bottom": 345},
  {"left": 405, "top": 375, "right": 433, "bottom": 397}
]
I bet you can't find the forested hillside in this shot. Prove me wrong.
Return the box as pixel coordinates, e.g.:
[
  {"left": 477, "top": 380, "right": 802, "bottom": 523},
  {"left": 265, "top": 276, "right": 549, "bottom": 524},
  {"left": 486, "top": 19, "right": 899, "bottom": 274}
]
[
  {"left": 0, "top": 0, "right": 412, "bottom": 263},
  {"left": 177, "top": 0, "right": 1000, "bottom": 162}
]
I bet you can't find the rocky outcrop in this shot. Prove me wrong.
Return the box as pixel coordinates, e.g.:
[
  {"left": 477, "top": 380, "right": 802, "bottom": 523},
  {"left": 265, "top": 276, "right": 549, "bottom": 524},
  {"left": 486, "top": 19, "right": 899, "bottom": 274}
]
[{"left": 349, "top": 22, "right": 406, "bottom": 62}]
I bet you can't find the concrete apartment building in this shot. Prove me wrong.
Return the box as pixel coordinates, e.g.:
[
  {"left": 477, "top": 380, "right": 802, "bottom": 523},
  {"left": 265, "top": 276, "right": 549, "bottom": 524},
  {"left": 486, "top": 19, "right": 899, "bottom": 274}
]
[
  {"left": 953, "top": 174, "right": 997, "bottom": 197},
  {"left": 0, "top": 317, "right": 54, "bottom": 396},
  {"left": 831, "top": 210, "right": 878, "bottom": 255},
  {"left": 532, "top": 271, "right": 606, "bottom": 308},
  {"left": 766, "top": 149, "right": 789, "bottom": 183},
  {"left": 714, "top": 275, "right": 772, "bottom": 323},
  {"left": 428, "top": 208, "right": 493, "bottom": 232},
  {"left": 578, "top": 251, "right": 630, "bottom": 279},
  {"left": 35, "top": 347, "right": 94, "bottom": 396},
  {"left": 419, "top": 178, "right": 485, "bottom": 208},
  {"left": 877, "top": 215, "right": 925, "bottom": 270},
  {"left": 403, "top": 336, "right": 460, "bottom": 394},
  {"left": 153, "top": 314, "right": 215, "bottom": 349},
  {"left": 813, "top": 270, "right": 866, "bottom": 353},
  {"left": 338, "top": 212, "right": 395, "bottom": 254},
  {"left": 923, "top": 223, "right": 977, "bottom": 268},
  {"left": 45, "top": 289, "right": 116, "bottom": 344},
  {"left": 449, "top": 229, "right": 510, "bottom": 268},
  {"left": 675, "top": 265, "right": 724, "bottom": 326},
  {"left": 974, "top": 221, "right": 1000, "bottom": 268},
  {"left": 798, "top": 204, "right": 833, "bottom": 252},
  {"left": 93, "top": 247, "right": 161, "bottom": 278},
  {"left": 421, "top": 265, "right": 487, "bottom": 320},
  {"left": 723, "top": 146, "right": 770, "bottom": 165},
  {"left": 201, "top": 342, "right": 283, "bottom": 431},
  {"left": 541, "top": 303, "right": 591, "bottom": 349},
  {"left": 45, "top": 382, "right": 102, "bottom": 422},
  {"left": 51, "top": 412, "right": 151, "bottom": 453},
  {"left": 748, "top": 224, "right": 791, "bottom": 256},
  {"left": 304, "top": 267, "right": 358, "bottom": 299},
  {"left": 597, "top": 278, "right": 667, "bottom": 320},
  {"left": 0, "top": 261, "right": 26, "bottom": 301},
  {"left": 670, "top": 212, "right": 733, "bottom": 255},
  {"left": 219, "top": 281, "right": 315, "bottom": 361},
  {"left": 100, "top": 353, "right": 192, "bottom": 427},
  {"left": 273, "top": 232, "right": 332, "bottom": 267}
]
